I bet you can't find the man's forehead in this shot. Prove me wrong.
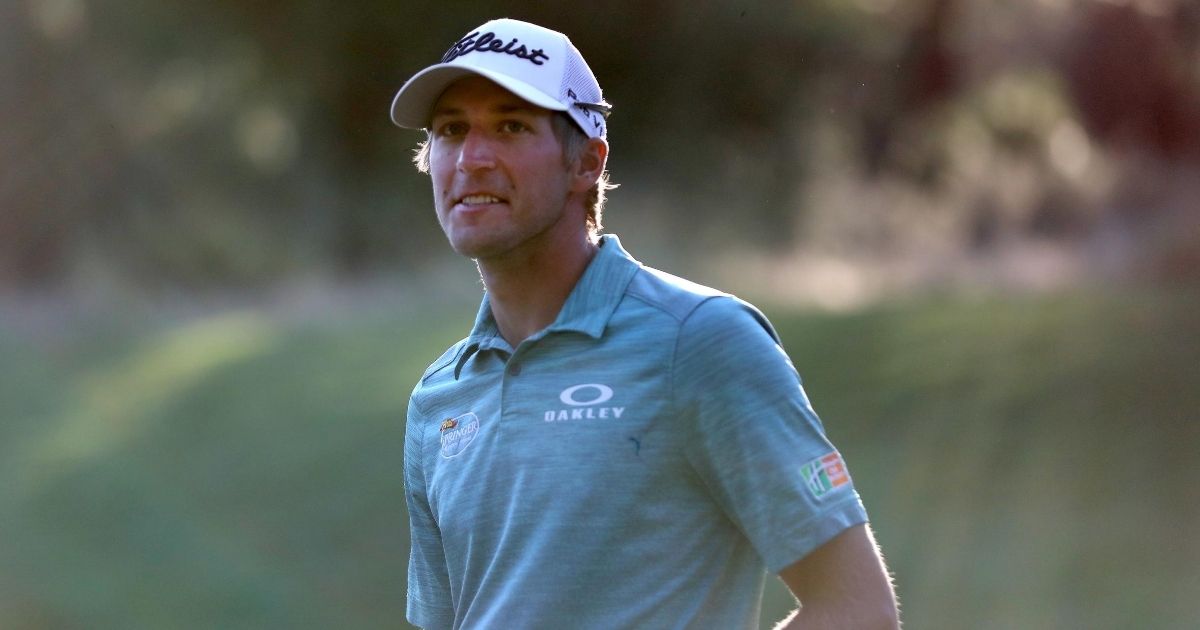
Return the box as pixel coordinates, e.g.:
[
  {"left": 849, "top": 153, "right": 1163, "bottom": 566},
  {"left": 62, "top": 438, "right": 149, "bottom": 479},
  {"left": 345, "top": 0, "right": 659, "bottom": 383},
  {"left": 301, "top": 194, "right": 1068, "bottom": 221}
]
[{"left": 431, "top": 76, "right": 551, "bottom": 118}]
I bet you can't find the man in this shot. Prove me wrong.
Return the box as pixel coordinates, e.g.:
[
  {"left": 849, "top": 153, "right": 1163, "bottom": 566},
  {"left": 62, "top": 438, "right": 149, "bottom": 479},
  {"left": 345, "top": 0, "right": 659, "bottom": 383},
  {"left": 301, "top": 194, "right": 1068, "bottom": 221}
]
[{"left": 391, "top": 18, "right": 899, "bottom": 629}]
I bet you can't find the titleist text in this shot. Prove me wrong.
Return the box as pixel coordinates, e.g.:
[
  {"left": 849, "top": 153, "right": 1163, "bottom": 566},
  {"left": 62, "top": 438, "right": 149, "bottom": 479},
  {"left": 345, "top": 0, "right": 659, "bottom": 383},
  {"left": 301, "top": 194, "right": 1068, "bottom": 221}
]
[{"left": 441, "top": 31, "right": 550, "bottom": 66}]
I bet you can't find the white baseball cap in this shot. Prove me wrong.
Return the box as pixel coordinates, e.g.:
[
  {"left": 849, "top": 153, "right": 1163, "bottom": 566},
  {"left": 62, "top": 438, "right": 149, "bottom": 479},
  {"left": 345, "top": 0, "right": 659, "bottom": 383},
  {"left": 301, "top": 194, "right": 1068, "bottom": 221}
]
[{"left": 390, "top": 18, "right": 610, "bottom": 139}]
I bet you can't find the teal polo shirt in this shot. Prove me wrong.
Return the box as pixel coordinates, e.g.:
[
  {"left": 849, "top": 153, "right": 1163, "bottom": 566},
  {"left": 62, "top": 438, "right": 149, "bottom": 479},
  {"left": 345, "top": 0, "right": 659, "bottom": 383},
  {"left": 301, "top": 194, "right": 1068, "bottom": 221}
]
[{"left": 404, "top": 235, "right": 868, "bottom": 629}]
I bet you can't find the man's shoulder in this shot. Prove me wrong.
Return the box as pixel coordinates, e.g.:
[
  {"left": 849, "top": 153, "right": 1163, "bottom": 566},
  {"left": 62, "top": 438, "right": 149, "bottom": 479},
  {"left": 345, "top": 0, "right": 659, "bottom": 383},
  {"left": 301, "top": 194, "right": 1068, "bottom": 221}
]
[
  {"left": 414, "top": 336, "right": 472, "bottom": 388},
  {"left": 626, "top": 265, "right": 773, "bottom": 334},
  {"left": 624, "top": 265, "right": 730, "bottom": 322}
]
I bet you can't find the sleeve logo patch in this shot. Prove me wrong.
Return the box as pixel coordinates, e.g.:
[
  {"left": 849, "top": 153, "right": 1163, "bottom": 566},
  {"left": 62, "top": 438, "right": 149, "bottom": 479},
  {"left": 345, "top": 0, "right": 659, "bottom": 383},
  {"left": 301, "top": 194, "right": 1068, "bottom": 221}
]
[{"left": 801, "top": 451, "right": 851, "bottom": 498}]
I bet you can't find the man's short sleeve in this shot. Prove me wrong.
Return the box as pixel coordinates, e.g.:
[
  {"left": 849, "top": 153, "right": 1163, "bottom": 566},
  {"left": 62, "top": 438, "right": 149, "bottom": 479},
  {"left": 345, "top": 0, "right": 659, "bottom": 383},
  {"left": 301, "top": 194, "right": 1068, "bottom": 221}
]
[
  {"left": 404, "top": 394, "right": 454, "bottom": 628},
  {"left": 674, "top": 297, "right": 869, "bottom": 573}
]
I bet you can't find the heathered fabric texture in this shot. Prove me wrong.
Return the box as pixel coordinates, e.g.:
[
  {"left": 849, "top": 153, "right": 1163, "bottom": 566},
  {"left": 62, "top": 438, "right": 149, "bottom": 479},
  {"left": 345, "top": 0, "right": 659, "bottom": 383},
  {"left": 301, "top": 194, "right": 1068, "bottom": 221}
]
[{"left": 405, "top": 235, "right": 868, "bottom": 629}]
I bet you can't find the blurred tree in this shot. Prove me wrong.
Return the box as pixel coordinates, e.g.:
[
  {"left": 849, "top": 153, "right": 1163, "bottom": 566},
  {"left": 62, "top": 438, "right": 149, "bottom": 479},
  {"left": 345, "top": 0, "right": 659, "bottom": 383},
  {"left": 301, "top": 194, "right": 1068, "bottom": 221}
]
[
  {"left": 1063, "top": 0, "right": 1200, "bottom": 161},
  {"left": 1, "top": 0, "right": 1196, "bottom": 291}
]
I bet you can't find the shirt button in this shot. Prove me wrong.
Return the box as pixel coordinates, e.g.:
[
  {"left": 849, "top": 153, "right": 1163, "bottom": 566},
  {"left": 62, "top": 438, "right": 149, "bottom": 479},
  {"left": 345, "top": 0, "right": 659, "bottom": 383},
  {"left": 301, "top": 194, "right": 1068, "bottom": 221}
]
[{"left": 507, "top": 362, "right": 522, "bottom": 376}]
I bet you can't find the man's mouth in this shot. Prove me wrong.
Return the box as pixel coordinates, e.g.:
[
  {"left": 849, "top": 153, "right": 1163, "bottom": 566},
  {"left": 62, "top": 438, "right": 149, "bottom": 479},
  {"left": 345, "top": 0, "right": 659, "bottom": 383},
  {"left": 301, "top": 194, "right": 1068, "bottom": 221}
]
[{"left": 458, "top": 194, "right": 505, "bottom": 206}]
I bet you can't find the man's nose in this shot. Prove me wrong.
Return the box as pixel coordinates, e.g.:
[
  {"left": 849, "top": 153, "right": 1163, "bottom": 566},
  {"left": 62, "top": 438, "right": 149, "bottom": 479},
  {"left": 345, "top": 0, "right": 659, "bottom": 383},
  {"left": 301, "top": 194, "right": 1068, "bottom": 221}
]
[{"left": 457, "top": 129, "right": 497, "bottom": 172}]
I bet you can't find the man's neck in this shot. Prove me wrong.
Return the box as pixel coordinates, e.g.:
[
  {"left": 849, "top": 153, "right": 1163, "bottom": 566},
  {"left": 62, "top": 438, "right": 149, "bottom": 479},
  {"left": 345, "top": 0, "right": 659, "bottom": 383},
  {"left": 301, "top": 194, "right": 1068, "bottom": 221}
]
[{"left": 477, "top": 232, "right": 598, "bottom": 348}]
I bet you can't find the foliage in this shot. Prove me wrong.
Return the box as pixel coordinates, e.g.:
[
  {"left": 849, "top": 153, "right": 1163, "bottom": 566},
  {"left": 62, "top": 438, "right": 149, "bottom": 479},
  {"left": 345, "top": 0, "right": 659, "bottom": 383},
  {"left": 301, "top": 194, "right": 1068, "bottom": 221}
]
[{"left": 3, "top": 0, "right": 1197, "bottom": 289}]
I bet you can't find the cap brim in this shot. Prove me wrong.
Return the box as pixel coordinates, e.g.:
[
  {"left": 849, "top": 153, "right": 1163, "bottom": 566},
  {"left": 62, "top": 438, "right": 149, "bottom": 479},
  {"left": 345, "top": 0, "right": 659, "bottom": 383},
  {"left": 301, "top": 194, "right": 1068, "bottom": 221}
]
[{"left": 390, "top": 63, "right": 567, "bottom": 129}]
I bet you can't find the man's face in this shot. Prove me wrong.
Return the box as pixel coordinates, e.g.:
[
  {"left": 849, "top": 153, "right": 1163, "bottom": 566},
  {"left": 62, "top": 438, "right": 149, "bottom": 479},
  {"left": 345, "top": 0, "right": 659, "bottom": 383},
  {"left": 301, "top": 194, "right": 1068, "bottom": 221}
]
[{"left": 427, "top": 76, "right": 576, "bottom": 261}]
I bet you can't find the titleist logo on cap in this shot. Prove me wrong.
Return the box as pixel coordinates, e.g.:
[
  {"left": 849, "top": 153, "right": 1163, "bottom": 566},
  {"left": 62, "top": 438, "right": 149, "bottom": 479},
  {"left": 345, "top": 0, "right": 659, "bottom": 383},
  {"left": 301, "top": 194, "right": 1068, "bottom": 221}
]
[{"left": 441, "top": 31, "right": 551, "bottom": 66}]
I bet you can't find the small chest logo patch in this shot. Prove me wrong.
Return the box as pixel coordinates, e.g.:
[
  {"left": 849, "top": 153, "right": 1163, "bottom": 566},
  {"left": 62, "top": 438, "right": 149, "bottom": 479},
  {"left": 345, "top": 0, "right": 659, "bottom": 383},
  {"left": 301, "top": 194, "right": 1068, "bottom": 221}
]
[
  {"left": 801, "top": 451, "right": 851, "bottom": 498},
  {"left": 440, "top": 412, "right": 480, "bottom": 459}
]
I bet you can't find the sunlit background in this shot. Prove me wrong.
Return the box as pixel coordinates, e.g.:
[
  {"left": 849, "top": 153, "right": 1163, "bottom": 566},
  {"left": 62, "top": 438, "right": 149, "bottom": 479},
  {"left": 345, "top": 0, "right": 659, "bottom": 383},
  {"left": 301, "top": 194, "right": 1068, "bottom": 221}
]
[{"left": 2, "top": 0, "right": 1198, "bottom": 628}]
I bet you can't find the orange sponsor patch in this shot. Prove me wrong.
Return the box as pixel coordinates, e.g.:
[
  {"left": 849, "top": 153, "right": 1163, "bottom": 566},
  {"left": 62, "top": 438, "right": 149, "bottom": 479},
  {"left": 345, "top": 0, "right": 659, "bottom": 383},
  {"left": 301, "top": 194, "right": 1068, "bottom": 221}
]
[{"left": 821, "top": 452, "right": 850, "bottom": 488}]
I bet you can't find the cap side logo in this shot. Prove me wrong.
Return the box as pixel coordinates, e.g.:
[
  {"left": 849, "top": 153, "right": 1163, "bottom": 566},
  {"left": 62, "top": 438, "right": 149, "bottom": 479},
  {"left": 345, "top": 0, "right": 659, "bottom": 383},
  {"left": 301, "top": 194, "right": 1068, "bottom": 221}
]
[{"left": 441, "top": 31, "right": 550, "bottom": 66}]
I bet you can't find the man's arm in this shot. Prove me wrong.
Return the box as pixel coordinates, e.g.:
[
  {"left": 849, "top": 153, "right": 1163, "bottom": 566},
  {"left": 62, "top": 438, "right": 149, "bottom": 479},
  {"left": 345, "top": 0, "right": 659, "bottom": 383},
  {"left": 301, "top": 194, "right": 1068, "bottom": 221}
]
[
  {"left": 405, "top": 394, "right": 455, "bottom": 629},
  {"left": 774, "top": 523, "right": 899, "bottom": 629}
]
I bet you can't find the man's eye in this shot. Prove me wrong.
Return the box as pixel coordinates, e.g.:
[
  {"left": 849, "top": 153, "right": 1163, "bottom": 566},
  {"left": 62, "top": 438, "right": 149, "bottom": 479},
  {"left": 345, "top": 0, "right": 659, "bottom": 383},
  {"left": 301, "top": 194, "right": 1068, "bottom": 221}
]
[
  {"left": 500, "top": 121, "right": 528, "bottom": 133},
  {"left": 437, "top": 122, "right": 468, "bottom": 137}
]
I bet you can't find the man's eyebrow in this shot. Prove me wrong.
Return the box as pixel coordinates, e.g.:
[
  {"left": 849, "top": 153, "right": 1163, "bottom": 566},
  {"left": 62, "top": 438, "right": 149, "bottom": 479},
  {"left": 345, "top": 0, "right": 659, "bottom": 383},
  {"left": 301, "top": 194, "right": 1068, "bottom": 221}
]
[
  {"left": 492, "top": 103, "right": 543, "bottom": 115},
  {"left": 430, "top": 105, "right": 464, "bottom": 119}
]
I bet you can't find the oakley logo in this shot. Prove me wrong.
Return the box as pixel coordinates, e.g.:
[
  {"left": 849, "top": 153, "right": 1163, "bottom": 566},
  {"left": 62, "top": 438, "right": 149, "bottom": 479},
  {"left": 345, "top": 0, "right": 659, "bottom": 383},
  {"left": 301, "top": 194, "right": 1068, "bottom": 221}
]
[
  {"left": 441, "top": 31, "right": 550, "bottom": 66},
  {"left": 546, "top": 384, "right": 624, "bottom": 422},
  {"left": 559, "top": 383, "right": 614, "bottom": 406}
]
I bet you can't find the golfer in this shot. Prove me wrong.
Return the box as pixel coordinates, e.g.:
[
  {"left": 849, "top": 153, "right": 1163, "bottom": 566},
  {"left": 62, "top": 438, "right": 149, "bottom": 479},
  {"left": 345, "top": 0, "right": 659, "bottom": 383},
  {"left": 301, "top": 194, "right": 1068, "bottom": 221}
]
[{"left": 392, "top": 18, "right": 900, "bottom": 629}]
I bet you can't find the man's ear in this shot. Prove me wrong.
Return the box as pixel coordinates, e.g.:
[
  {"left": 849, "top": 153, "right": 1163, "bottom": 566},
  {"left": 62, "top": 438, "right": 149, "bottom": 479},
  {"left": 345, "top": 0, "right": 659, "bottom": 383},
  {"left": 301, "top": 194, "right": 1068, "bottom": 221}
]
[{"left": 571, "top": 137, "right": 608, "bottom": 193}]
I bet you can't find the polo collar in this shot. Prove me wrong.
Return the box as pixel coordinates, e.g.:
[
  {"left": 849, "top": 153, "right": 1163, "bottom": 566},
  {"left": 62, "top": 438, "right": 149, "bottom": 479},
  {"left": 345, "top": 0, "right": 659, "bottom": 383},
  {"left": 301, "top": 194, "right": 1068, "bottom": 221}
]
[
  {"left": 454, "top": 234, "right": 640, "bottom": 378},
  {"left": 546, "top": 234, "right": 640, "bottom": 338}
]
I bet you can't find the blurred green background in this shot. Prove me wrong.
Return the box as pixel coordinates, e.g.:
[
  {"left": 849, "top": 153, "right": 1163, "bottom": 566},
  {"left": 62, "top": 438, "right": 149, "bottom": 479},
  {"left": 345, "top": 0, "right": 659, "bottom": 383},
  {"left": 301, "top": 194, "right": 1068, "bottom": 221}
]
[{"left": 2, "top": 0, "right": 1198, "bottom": 628}]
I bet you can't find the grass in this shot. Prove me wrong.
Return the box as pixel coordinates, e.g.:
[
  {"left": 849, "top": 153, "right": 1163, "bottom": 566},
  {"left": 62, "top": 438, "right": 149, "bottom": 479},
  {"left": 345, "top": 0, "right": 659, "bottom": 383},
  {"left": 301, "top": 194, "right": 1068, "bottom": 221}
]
[{"left": 1, "top": 286, "right": 1197, "bottom": 629}]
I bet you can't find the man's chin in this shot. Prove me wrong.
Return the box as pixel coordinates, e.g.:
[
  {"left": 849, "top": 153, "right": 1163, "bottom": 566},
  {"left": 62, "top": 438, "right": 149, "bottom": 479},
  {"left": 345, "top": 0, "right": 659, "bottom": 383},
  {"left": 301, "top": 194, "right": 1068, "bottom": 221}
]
[{"left": 448, "top": 236, "right": 508, "bottom": 261}]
